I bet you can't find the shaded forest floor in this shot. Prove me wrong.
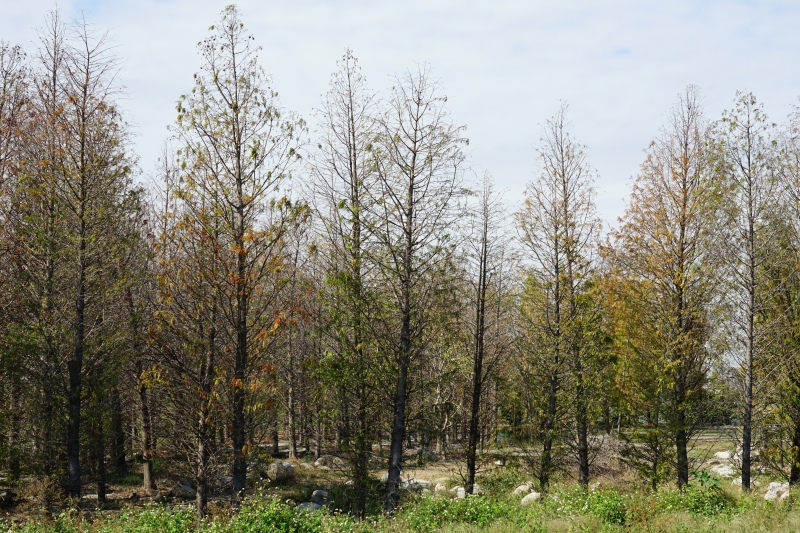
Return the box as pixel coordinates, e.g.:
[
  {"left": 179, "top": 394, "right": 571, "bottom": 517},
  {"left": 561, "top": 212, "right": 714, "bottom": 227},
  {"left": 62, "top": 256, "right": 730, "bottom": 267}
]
[{"left": 2, "top": 430, "right": 799, "bottom": 532}]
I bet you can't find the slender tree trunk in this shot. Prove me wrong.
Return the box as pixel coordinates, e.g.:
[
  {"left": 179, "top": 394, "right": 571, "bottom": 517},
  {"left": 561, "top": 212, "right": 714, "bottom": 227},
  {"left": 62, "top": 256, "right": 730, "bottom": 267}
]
[
  {"left": 742, "top": 238, "right": 756, "bottom": 491},
  {"left": 111, "top": 388, "right": 127, "bottom": 476},
  {"left": 8, "top": 380, "right": 21, "bottom": 479},
  {"left": 353, "top": 388, "right": 370, "bottom": 518},
  {"left": 315, "top": 413, "right": 322, "bottom": 459},
  {"left": 675, "top": 408, "right": 689, "bottom": 488},
  {"left": 385, "top": 345, "right": 409, "bottom": 512},
  {"left": 231, "top": 224, "right": 248, "bottom": 498},
  {"left": 196, "top": 306, "right": 216, "bottom": 518},
  {"left": 576, "top": 373, "right": 589, "bottom": 485},
  {"left": 67, "top": 225, "right": 87, "bottom": 499},
  {"left": 790, "top": 413, "right": 800, "bottom": 485},
  {"left": 541, "top": 370, "right": 558, "bottom": 489},
  {"left": 288, "top": 332, "right": 297, "bottom": 460}
]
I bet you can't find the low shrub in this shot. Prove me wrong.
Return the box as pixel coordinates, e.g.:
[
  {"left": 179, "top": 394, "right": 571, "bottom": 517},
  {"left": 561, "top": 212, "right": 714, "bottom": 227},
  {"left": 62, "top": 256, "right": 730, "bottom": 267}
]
[
  {"left": 227, "top": 498, "right": 323, "bottom": 533},
  {"left": 543, "top": 485, "right": 628, "bottom": 525},
  {"left": 402, "top": 495, "right": 513, "bottom": 532},
  {"left": 656, "top": 482, "right": 735, "bottom": 517}
]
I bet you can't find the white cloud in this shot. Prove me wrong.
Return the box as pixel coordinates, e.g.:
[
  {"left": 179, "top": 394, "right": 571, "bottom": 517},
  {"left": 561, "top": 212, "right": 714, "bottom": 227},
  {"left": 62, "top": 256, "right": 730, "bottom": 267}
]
[{"left": 2, "top": 0, "right": 799, "bottom": 227}]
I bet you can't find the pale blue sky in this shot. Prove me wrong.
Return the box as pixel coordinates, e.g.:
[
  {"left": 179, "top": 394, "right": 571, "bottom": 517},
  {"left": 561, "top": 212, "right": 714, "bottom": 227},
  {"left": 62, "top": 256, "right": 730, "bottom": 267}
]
[{"left": 2, "top": 0, "right": 799, "bottom": 227}]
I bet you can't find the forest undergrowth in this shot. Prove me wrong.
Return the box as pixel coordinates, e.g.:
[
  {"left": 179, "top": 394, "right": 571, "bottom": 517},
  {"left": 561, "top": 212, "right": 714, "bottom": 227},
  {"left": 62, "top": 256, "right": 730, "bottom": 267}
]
[{"left": 3, "top": 463, "right": 799, "bottom": 533}]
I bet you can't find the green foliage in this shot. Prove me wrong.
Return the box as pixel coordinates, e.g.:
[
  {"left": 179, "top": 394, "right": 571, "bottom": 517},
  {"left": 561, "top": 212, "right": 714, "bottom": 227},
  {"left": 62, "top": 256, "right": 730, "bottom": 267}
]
[
  {"left": 227, "top": 499, "right": 323, "bottom": 533},
  {"left": 656, "top": 482, "right": 735, "bottom": 517},
  {"left": 478, "top": 464, "right": 526, "bottom": 495},
  {"left": 543, "top": 486, "right": 628, "bottom": 525},
  {"left": 95, "top": 506, "right": 195, "bottom": 533},
  {"left": 402, "top": 495, "right": 513, "bottom": 532},
  {"left": 326, "top": 477, "right": 386, "bottom": 517}
]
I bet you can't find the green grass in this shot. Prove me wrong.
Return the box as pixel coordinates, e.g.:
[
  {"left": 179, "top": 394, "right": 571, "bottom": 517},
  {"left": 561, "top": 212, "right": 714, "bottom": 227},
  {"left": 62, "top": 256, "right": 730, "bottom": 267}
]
[{"left": 2, "top": 481, "right": 798, "bottom": 533}]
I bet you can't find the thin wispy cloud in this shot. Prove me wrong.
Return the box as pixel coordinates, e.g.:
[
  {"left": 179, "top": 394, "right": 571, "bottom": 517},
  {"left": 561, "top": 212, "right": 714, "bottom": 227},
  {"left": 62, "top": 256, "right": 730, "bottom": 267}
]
[{"left": 3, "top": 0, "right": 799, "bottom": 226}]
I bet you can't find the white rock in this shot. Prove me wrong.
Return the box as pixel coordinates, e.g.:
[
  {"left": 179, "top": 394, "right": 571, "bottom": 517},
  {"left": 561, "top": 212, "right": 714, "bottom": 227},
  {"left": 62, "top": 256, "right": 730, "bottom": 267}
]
[
  {"left": 765, "top": 482, "right": 790, "bottom": 501},
  {"left": 296, "top": 502, "right": 322, "bottom": 512},
  {"left": 711, "top": 464, "right": 736, "bottom": 478},
  {"left": 314, "top": 455, "right": 345, "bottom": 468},
  {"left": 521, "top": 491, "right": 541, "bottom": 506},
  {"left": 266, "top": 461, "right": 295, "bottom": 483},
  {"left": 494, "top": 460, "right": 504, "bottom": 466},
  {"left": 732, "top": 477, "right": 761, "bottom": 488},
  {"left": 512, "top": 484, "right": 531, "bottom": 496},
  {"left": 456, "top": 487, "right": 466, "bottom": 499},
  {"left": 714, "top": 451, "right": 732, "bottom": 461},
  {"left": 411, "top": 478, "right": 432, "bottom": 490},
  {"left": 381, "top": 473, "right": 389, "bottom": 483},
  {"left": 434, "top": 483, "right": 448, "bottom": 493}
]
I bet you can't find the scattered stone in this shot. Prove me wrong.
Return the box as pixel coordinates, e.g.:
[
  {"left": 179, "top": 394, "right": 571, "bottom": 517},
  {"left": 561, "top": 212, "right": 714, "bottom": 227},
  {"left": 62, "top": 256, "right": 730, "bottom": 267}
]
[
  {"left": 380, "top": 473, "right": 389, "bottom": 483},
  {"left": 169, "top": 484, "right": 196, "bottom": 500},
  {"left": 521, "top": 491, "right": 541, "bottom": 506},
  {"left": 311, "top": 489, "right": 328, "bottom": 505},
  {"left": 494, "top": 459, "right": 504, "bottom": 466},
  {"left": 711, "top": 464, "right": 736, "bottom": 478},
  {"left": 451, "top": 486, "right": 466, "bottom": 498},
  {"left": 472, "top": 484, "right": 484, "bottom": 495},
  {"left": 314, "top": 455, "right": 345, "bottom": 468},
  {"left": 765, "top": 482, "right": 790, "bottom": 501},
  {"left": 345, "top": 480, "right": 354, "bottom": 486},
  {"left": 296, "top": 502, "right": 322, "bottom": 512},
  {"left": 732, "top": 477, "right": 761, "bottom": 488},
  {"left": 300, "top": 463, "right": 315, "bottom": 470},
  {"left": 512, "top": 484, "right": 531, "bottom": 496},
  {"left": 266, "top": 461, "right": 295, "bottom": 483},
  {"left": 285, "top": 499, "right": 297, "bottom": 507},
  {"left": 714, "top": 451, "right": 732, "bottom": 461},
  {"left": 400, "top": 479, "right": 420, "bottom": 491},
  {"left": 435, "top": 483, "right": 448, "bottom": 493}
]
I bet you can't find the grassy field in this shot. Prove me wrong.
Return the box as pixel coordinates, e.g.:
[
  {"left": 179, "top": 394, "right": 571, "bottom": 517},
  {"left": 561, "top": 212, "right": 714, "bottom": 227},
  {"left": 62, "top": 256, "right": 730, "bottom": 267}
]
[
  {"left": 2, "top": 432, "right": 798, "bottom": 532},
  {"left": 2, "top": 471, "right": 798, "bottom": 532}
]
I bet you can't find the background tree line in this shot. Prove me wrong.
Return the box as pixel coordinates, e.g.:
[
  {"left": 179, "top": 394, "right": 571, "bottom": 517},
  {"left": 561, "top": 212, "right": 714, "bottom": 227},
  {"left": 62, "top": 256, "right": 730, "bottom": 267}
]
[{"left": 3, "top": 4, "right": 800, "bottom": 520}]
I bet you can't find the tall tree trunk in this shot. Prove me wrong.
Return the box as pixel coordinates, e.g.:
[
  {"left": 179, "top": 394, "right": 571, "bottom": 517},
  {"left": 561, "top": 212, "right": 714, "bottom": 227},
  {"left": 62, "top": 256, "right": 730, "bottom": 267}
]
[
  {"left": 353, "top": 388, "right": 370, "bottom": 518},
  {"left": 288, "top": 333, "right": 297, "bottom": 460},
  {"left": 111, "top": 388, "right": 127, "bottom": 476},
  {"left": 67, "top": 226, "right": 87, "bottom": 499},
  {"left": 231, "top": 224, "right": 248, "bottom": 498},
  {"left": 385, "top": 346, "right": 409, "bottom": 512},
  {"left": 790, "top": 413, "right": 800, "bottom": 485},
  {"left": 541, "top": 370, "right": 558, "bottom": 490},
  {"left": 576, "top": 374, "right": 590, "bottom": 486},
  {"left": 742, "top": 244, "right": 756, "bottom": 491},
  {"left": 8, "top": 379, "right": 21, "bottom": 480},
  {"left": 196, "top": 308, "right": 215, "bottom": 518}
]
